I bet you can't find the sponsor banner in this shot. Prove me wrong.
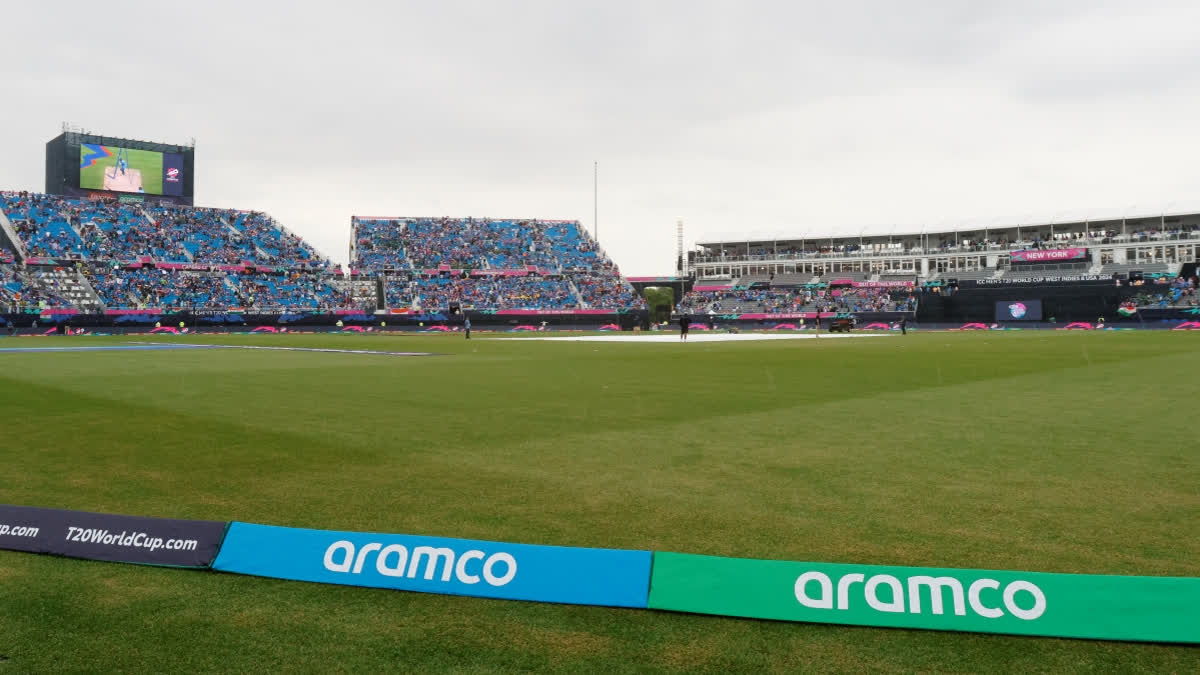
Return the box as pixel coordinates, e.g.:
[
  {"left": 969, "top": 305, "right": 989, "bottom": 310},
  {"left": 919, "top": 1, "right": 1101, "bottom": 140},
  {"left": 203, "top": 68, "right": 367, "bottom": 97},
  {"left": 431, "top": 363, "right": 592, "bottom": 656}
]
[
  {"left": 1010, "top": 247, "right": 1088, "bottom": 263},
  {"left": 492, "top": 309, "right": 615, "bottom": 316},
  {"left": 724, "top": 312, "right": 836, "bottom": 320},
  {"left": 156, "top": 262, "right": 212, "bottom": 271},
  {"left": 106, "top": 309, "right": 165, "bottom": 316},
  {"left": 647, "top": 553, "right": 1200, "bottom": 643},
  {"left": 692, "top": 285, "right": 733, "bottom": 292},
  {"left": 0, "top": 504, "right": 227, "bottom": 568},
  {"left": 24, "top": 256, "right": 74, "bottom": 266},
  {"left": 412, "top": 266, "right": 558, "bottom": 277},
  {"left": 627, "top": 276, "right": 685, "bottom": 283},
  {"left": 830, "top": 280, "right": 912, "bottom": 287},
  {"left": 469, "top": 269, "right": 546, "bottom": 277},
  {"left": 213, "top": 522, "right": 652, "bottom": 608}
]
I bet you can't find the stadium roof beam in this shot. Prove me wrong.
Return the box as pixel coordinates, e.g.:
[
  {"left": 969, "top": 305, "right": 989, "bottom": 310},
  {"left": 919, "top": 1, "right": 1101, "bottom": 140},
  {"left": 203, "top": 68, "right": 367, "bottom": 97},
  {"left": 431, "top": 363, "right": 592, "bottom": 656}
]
[{"left": 62, "top": 130, "right": 192, "bottom": 154}]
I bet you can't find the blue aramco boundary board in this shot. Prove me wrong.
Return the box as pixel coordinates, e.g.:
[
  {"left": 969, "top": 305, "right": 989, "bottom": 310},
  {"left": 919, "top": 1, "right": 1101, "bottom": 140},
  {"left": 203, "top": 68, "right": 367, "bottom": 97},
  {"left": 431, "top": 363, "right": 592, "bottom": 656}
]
[{"left": 213, "top": 521, "right": 652, "bottom": 608}]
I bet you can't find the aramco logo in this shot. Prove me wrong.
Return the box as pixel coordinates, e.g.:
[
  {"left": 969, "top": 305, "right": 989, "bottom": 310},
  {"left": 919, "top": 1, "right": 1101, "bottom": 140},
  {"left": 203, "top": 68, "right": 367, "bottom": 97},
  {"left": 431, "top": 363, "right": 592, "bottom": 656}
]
[
  {"left": 795, "top": 571, "right": 1046, "bottom": 620},
  {"left": 323, "top": 540, "right": 517, "bottom": 586}
]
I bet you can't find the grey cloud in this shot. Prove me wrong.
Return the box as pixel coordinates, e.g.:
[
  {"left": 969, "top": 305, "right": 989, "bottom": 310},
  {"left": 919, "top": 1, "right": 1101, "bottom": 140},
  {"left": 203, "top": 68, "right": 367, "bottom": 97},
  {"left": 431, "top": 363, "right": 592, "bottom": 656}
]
[{"left": 2, "top": 1, "right": 1199, "bottom": 274}]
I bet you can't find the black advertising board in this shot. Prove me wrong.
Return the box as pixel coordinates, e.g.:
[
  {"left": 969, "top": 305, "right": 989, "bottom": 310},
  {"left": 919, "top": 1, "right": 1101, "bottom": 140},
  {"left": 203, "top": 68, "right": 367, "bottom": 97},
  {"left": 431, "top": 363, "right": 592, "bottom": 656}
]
[
  {"left": 0, "top": 504, "right": 227, "bottom": 568},
  {"left": 960, "top": 275, "right": 1113, "bottom": 287}
]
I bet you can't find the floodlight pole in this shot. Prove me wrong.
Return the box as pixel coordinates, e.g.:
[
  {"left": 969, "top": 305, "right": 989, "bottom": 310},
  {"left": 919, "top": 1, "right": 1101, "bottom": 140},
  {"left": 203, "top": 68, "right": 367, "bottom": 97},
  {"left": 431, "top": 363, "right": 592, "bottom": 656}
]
[{"left": 593, "top": 161, "right": 598, "bottom": 242}]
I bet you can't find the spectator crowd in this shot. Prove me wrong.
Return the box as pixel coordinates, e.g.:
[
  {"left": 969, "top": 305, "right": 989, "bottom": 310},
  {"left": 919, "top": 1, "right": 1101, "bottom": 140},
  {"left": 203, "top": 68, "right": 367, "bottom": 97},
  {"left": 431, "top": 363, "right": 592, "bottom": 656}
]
[
  {"left": 1130, "top": 274, "right": 1197, "bottom": 308},
  {"left": 0, "top": 262, "right": 75, "bottom": 311},
  {"left": 677, "top": 286, "right": 916, "bottom": 314},
  {"left": 357, "top": 215, "right": 644, "bottom": 311},
  {"left": 83, "top": 265, "right": 354, "bottom": 311},
  {"left": 1, "top": 192, "right": 331, "bottom": 268},
  {"left": 352, "top": 217, "right": 617, "bottom": 273}
]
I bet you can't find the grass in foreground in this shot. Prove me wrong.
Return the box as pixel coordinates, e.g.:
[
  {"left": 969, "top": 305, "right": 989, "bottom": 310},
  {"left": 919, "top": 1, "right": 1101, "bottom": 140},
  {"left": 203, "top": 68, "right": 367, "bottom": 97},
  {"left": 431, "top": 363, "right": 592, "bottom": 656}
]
[{"left": 0, "top": 331, "right": 1198, "bottom": 672}]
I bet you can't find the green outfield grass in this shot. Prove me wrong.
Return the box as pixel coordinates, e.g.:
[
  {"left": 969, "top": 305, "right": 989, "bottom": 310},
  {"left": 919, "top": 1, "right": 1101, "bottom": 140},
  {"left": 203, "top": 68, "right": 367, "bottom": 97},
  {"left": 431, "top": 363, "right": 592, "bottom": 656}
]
[
  {"left": 0, "top": 331, "right": 1197, "bottom": 672},
  {"left": 78, "top": 146, "right": 163, "bottom": 195}
]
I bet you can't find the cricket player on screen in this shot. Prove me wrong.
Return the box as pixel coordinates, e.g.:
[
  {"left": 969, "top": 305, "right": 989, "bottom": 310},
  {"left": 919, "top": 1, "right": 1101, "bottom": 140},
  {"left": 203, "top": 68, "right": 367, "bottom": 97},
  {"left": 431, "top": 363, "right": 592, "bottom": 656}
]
[{"left": 108, "top": 148, "right": 129, "bottom": 180}]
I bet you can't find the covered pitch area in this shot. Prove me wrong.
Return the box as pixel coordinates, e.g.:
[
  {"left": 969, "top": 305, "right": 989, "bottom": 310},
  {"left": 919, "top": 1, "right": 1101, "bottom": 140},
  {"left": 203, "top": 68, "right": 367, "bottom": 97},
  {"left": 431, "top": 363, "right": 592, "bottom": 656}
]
[{"left": 509, "top": 331, "right": 892, "bottom": 343}]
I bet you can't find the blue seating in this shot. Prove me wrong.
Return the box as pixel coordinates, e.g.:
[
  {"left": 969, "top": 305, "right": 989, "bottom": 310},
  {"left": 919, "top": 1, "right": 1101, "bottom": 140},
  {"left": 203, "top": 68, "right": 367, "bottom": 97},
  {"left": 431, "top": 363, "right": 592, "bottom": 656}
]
[
  {"left": 388, "top": 275, "right": 577, "bottom": 311},
  {"left": 0, "top": 192, "right": 331, "bottom": 268},
  {"left": 357, "top": 215, "right": 644, "bottom": 311}
]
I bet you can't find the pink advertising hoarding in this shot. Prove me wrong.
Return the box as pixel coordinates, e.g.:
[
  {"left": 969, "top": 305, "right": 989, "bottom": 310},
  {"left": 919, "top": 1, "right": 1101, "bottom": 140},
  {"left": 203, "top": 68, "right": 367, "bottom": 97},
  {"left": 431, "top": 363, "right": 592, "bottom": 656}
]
[{"left": 1011, "top": 248, "right": 1088, "bottom": 263}]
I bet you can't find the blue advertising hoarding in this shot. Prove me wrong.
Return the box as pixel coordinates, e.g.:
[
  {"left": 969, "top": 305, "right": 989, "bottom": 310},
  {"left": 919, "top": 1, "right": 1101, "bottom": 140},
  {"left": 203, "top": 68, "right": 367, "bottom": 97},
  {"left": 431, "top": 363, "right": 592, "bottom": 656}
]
[{"left": 213, "top": 522, "right": 651, "bottom": 608}]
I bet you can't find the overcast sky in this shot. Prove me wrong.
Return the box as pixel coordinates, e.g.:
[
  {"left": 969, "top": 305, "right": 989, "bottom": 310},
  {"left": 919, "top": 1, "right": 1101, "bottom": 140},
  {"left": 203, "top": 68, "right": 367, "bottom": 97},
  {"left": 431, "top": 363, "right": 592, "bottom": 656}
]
[{"left": 3, "top": 1, "right": 1199, "bottom": 274}]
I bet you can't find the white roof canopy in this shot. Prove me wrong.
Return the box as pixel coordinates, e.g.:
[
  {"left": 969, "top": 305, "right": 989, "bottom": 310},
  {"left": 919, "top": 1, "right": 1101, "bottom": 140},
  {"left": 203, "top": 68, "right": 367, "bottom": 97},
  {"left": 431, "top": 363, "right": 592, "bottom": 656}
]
[{"left": 698, "top": 200, "right": 1200, "bottom": 247}]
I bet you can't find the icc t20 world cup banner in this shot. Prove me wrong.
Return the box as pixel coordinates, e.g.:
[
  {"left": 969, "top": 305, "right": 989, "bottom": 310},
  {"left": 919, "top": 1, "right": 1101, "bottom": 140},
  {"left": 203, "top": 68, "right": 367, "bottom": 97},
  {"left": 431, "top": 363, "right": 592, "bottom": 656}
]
[{"left": 0, "top": 504, "right": 228, "bottom": 568}]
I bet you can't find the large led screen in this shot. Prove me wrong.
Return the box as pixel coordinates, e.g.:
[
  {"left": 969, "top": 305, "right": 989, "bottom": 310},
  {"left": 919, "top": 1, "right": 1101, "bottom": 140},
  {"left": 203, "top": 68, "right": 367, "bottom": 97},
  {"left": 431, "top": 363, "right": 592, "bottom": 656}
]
[
  {"left": 994, "top": 299, "right": 1043, "bottom": 321},
  {"left": 79, "top": 144, "right": 183, "bottom": 196}
]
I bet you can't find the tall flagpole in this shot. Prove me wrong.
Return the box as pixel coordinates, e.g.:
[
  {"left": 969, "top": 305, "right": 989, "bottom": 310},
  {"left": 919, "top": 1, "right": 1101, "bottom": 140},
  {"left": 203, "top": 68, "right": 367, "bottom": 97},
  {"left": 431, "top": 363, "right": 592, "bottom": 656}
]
[{"left": 593, "top": 161, "right": 598, "bottom": 241}]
